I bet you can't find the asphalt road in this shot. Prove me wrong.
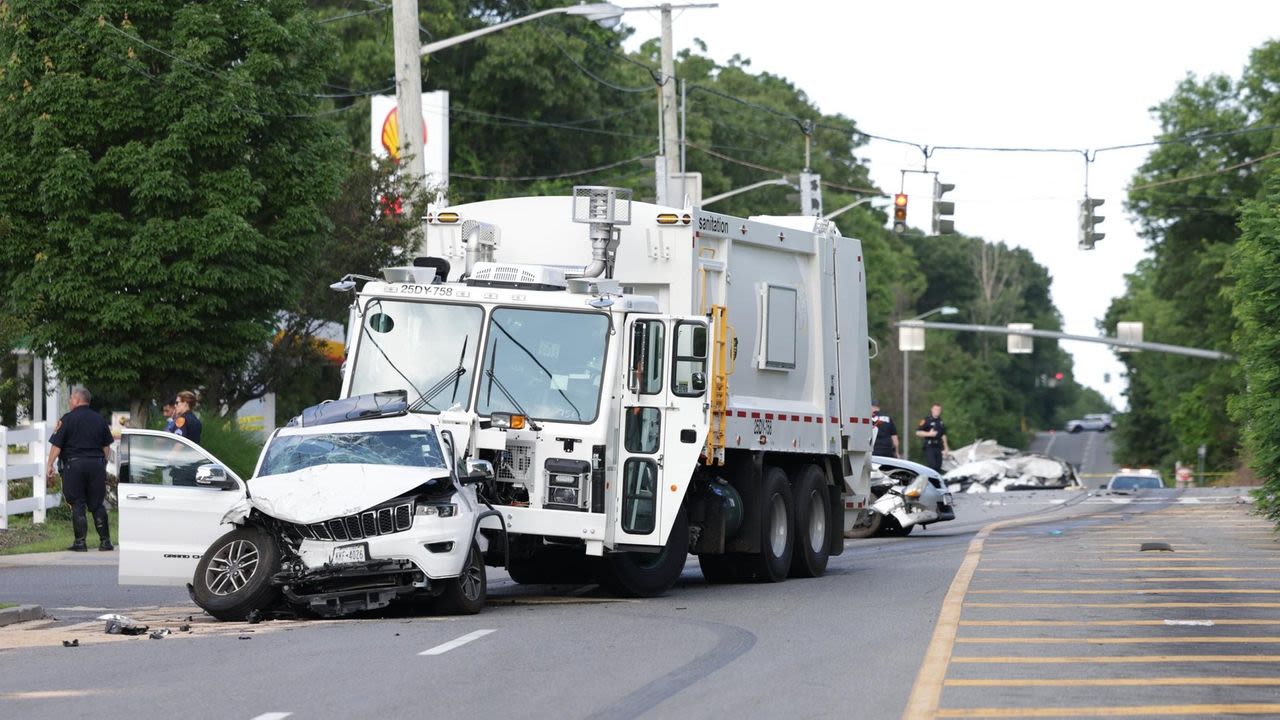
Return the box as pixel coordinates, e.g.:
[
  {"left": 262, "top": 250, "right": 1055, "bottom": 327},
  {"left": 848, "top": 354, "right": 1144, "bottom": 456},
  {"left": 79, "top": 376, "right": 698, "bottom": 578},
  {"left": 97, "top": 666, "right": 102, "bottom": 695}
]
[
  {"left": 1028, "top": 429, "right": 1117, "bottom": 482},
  {"left": 1, "top": 487, "right": 1271, "bottom": 720}
]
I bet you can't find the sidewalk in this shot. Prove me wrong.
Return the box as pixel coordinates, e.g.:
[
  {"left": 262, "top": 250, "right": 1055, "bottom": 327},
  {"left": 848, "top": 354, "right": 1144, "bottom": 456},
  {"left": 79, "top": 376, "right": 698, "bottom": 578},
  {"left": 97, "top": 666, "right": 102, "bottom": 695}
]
[{"left": 0, "top": 550, "right": 118, "bottom": 569}]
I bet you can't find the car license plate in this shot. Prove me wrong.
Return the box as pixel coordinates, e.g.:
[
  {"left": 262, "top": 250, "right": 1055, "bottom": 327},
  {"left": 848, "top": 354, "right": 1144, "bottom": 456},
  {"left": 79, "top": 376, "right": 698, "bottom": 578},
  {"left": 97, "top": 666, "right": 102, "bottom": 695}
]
[{"left": 331, "top": 543, "right": 367, "bottom": 565}]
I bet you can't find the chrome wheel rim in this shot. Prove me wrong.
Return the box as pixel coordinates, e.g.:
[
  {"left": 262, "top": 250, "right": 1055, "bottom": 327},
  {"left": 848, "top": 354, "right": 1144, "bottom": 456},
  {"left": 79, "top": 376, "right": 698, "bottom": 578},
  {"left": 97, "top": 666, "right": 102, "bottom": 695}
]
[
  {"left": 205, "top": 539, "right": 260, "bottom": 596},
  {"left": 808, "top": 491, "right": 826, "bottom": 552},
  {"left": 769, "top": 494, "right": 787, "bottom": 557}
]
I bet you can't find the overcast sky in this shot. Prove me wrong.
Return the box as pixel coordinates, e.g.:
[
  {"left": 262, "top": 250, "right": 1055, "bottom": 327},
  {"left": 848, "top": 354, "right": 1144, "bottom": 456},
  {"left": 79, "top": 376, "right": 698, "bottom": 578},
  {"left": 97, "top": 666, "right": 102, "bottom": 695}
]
[{"left": 620, "top": 0, "right": 1279, "bottom": 411}]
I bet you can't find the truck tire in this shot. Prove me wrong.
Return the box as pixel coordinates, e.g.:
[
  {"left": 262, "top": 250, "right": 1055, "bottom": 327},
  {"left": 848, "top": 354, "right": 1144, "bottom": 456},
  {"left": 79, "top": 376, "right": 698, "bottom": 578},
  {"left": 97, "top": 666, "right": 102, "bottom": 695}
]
[
  {"left": 438, "top": 542, "right": 486, "bottom": 615},
  {"left": 789, "top": 465, "right": 831, "bottom": 578},
  {"left": 597, "top": 506, "right": 689, "bottom": 597},
  {"left": 192, "top": 525, "right": 281, "bottom": 621},
  {"left": 506, "top": 546, "right": 595, "bottom": 585},
  {"left": 741, "top": 466, "right": 794, "bottom": 583}
]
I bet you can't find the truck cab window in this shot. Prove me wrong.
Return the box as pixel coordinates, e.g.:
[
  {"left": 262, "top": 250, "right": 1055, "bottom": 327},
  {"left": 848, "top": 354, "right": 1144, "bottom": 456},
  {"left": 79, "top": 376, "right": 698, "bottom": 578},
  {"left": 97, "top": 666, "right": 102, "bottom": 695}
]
[
  {"left": 629, "top": 320, "right": 664, "bottom": 395},
  {"left": 672, "top": 322, "right": 708, "bottom": 397}
]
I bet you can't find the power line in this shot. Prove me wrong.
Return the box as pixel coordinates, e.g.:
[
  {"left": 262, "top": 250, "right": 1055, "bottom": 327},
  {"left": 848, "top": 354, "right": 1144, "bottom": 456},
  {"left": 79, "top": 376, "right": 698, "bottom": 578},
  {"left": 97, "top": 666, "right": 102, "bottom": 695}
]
[
  {"left": 687, "top": 142, "right": 879, "bottom": 195},
  {"left": 450, "top": 152, "right": 655, "bottom": 182},
  {"left": 451, "top": 105, "right": 654, "bottom": 141},
  {"left": 1130, "top": 148, "right": 1280, "bottom": 192},
  {"left": 539, "top": 28, "right": 655, "bottom": 94}
]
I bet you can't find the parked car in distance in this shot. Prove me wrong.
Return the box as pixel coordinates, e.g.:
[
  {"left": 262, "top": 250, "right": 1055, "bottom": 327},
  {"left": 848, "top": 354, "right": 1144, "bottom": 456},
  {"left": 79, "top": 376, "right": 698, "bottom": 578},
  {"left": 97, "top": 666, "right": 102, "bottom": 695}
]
[
  {"left": 1105, "top": 468, "right": 1165, "bottom": 493},
  {"left": 1065, "top": 413, "right": 1113, "bottom": 433}
]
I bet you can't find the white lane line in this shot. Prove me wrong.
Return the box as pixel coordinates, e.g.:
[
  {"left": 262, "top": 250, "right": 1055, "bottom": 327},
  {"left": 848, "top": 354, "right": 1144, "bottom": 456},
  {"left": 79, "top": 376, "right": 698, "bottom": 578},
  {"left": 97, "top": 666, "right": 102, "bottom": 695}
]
[
  {"left": 250, "top": 714, "right": 292, "bottom": 720},
  {"left": 419, "top": 629, "right": 496, "bottom": 656}
]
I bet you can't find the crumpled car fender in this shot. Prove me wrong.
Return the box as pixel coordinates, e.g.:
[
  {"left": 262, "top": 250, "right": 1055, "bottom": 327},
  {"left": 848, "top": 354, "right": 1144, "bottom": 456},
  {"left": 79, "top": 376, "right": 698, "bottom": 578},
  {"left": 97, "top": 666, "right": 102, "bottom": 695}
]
[{"left": 220, "top": 497, "right": 252, "bottom": 526}]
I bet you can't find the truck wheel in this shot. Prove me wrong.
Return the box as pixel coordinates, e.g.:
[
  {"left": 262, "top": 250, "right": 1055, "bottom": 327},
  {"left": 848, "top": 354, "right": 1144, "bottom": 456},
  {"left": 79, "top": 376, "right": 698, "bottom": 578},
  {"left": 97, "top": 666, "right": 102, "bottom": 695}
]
[
  {"left": 597, "top": 506, "right": 689, "bottom": 597},
  {"left": 789, "top": 465, "right": 831, "bottom": 578},
  {"left": 192, "top": 525, "right": 281, "bottom": 621},
  {"left": 742, "top": 466, "right": 794, "bottom": 582},
  {"left": 438, "top": 542, "right": 486, "bottom": 615}
]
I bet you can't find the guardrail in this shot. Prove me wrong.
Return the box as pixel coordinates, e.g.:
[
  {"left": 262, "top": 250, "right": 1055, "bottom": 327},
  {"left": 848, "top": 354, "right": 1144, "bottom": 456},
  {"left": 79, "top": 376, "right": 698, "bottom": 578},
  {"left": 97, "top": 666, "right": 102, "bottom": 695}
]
[{"left": 1, "top": 423, "right": 62, "bottom": 529}]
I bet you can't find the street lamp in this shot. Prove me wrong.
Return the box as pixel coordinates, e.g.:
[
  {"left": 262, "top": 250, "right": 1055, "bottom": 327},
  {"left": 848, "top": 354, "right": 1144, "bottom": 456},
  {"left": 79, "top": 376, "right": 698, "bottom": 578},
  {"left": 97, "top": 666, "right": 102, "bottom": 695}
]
[
  {"left": 418, "top": 3, "right": 626, "bottom": 55},
  {"left": 898, "top": 305, "right": 958, "bottom": 460},
  {"left": 823, "top": 195, "right": 886, "bottom": 221}
]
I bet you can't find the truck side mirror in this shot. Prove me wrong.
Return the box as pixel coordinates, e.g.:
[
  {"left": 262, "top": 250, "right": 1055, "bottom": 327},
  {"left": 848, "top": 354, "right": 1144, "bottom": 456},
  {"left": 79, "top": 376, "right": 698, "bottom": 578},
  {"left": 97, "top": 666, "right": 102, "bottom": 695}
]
[
  {"left": 195, "top": 464, "right": 237, "bottom": 491},
  {"left": 463, "top": 459, "right": 494, "bottom": 485},
  {"left": 691, "top": 371, "right": 706, "bottom": 392}
]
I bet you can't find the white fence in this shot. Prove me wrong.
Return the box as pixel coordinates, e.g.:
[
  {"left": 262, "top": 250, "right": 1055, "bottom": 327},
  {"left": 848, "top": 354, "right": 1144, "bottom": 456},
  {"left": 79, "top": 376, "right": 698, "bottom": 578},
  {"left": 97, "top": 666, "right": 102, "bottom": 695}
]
[{"left": 1, "top": 422, "right": 62, "bottom": 529}]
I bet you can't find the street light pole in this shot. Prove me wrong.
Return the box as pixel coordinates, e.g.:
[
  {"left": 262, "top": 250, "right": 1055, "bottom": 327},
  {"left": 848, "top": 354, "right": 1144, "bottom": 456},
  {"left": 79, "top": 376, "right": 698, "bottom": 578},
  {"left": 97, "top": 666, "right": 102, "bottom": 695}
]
[
  {"left": 899, "top": 305, "right": 958, "bottom": 460},
  {"left": 823, "top": 195, "right": 885, "bottom": 221}
]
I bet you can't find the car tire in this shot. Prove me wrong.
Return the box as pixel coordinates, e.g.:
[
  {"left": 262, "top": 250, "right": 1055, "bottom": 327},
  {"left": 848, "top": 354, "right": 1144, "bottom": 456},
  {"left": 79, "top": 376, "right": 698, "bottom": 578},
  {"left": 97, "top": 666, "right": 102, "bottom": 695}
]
[
  {"left": 1069, "top": 425, "right": 1082, "bottom": 434},
  {"left": 192, "top": 525, "right": 281, "bottom": 622},
  {"left": 438, "top": 542, "right": 486, "bottom": 615},
  {"left": 788, "top": 465, "right": 831, "bottom": 578},
  {"left": 597, "top": 506, "right": 689, "bottom": 598}
]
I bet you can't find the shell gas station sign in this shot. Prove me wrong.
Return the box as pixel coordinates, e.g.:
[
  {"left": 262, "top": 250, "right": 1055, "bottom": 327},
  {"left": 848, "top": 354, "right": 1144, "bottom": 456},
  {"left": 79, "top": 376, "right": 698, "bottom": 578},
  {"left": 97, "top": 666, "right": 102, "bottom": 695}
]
[{"left": 370, "top": 91, "right": 450, "bottom": 193}]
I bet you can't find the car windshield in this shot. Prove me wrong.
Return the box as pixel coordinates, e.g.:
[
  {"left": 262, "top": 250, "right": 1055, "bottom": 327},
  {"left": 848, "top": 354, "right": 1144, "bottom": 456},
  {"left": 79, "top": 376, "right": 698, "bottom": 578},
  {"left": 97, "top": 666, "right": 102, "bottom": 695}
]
[
  {"left": 259, "top": 430, "right": 446, "bottom": 476},
  {"left": 1110, "top": 475, "right": 1162, "bottom": 490},
  {"left": 476, "top": 307, "right": 609, "bottom": 423},
  {"left": 348, "top": 299, "right": 484, "bottom": 412}
]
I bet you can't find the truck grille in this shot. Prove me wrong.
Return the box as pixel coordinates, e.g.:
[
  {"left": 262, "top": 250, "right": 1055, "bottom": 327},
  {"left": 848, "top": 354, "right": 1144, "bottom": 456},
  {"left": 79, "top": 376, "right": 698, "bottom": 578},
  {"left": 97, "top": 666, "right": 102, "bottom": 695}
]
[
  {"left": 499, "top": 440, "right": 535, "bottom": 482},
  {"left": 293, "top": 501, "right": 414, "bottom": 542}
]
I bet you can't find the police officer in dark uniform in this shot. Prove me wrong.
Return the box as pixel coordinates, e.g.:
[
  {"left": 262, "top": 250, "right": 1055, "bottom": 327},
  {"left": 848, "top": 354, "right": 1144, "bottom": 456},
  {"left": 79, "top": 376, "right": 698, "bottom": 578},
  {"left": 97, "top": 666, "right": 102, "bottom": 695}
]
[
  {"left": 47, "top": 387, "right": 115, "bottom": 552},
  {"left": 870, "top": 399, "right": 899, "bottom": 458},
  {"left": 915, "top": 402, "right": 950, "bottom": 473},
  {"left": 170, "top": 390, "right": 202, "bottom": 444}
]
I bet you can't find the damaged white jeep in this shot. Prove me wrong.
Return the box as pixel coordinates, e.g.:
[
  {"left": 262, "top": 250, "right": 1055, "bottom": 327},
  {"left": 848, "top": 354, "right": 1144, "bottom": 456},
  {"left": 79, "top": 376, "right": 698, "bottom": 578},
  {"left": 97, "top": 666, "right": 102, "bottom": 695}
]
[{"left": 116, "top": 391, "right": 498, "bottom": 619}]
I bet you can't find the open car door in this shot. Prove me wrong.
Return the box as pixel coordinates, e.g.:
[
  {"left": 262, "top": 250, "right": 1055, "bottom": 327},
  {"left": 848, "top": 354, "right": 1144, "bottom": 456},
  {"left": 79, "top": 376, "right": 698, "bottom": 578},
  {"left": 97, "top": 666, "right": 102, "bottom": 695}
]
[{"left": 117, "top": 429, "right": 247, "bottom": 586}]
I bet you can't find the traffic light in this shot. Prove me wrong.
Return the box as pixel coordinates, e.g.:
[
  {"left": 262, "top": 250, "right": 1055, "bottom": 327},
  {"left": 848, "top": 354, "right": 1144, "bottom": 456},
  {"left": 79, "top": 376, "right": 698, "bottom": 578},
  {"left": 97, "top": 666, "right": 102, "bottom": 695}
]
[
  {"left": 1078, "top": 197, "right": 1105, "bottom": 249},
  {"left": 893, "top": 193, "right": 908, "bottom": 234},
  {"left": 932, "top": 179, "right": 955, "bottom": 235}
]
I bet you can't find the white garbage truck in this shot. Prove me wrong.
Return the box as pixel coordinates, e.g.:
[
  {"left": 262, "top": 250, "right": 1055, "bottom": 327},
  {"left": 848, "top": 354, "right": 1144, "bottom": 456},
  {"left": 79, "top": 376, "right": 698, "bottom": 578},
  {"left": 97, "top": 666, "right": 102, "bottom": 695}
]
[
  {"left": 115, "top": 186, "right": 875, "bottom": 618},
  {"left": 385, "top": 186, "right": 876, "bottom": 596}
]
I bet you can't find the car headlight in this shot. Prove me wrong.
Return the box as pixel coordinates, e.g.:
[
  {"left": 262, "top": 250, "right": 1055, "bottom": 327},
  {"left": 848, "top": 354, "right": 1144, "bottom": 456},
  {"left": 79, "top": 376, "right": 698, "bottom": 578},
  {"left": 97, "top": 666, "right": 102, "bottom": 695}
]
[
  {"left": 416, "top": 502, "right": 457, "bottom": 517},
  {"left": 905, "top": 489, "right": 922, "bottom": 499}
]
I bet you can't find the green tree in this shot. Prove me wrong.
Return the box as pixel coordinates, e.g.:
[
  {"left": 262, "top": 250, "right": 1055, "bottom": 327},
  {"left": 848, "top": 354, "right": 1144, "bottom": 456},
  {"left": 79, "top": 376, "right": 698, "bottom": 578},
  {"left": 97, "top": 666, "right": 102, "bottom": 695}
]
[
  {"left": 0, "top": 0, "right": 345, "bottom": 424},
  {"left": 1231, "top": 163, "right": 1280, "bottom": 518}
]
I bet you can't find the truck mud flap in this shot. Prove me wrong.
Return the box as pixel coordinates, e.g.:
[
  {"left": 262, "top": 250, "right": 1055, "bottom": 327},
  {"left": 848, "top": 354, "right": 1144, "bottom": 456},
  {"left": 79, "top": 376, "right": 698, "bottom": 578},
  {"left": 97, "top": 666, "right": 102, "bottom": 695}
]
[{"left": 723, "top": 451, "right": 764, "bottom": 555}]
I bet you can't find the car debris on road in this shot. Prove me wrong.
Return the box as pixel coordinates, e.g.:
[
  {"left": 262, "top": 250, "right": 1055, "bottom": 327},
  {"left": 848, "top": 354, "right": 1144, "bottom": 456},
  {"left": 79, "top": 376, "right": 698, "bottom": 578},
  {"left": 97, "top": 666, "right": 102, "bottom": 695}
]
[{"left": 941, "top": 439, "right": 1081, "bottom": 493}]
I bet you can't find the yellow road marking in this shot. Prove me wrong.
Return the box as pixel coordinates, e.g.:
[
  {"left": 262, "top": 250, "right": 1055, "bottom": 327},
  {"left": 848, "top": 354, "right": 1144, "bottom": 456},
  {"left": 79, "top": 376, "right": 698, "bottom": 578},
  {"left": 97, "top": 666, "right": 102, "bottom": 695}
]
[
  {"left": 952, "top": 654, "right": 1280, "bottom": 663},
  {"left": 945, "top": 677, "right": 1280, "bottom": 687},
  {"left": 935, "top": 703, "right": 1280, "bottom": 717},
  {"left": 1100, "top": 557, "right": 1234, "bottom": 562},
  {"left": 968, "top": 601, "right": 1280, "bottom": 608},
  {"left": 972, "top": 577, "right": 1272, "bottom": 583},
  {"left": 960, "top": 619, "right": 1280, "bottom": 627},
  {"left": 957, "top": 636, "right": 1280, "bottom": 644},
  {"left": 969, "top": 588, "right": 1280, "bottom": 594}
]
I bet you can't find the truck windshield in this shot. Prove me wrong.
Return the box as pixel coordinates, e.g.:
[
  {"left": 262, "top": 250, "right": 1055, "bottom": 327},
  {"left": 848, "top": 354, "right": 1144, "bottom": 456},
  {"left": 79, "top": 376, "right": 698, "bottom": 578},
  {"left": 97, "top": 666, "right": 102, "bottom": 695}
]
[
  {"left": 477, "top": 307, "right": 609, "bottom": 423},
  {"left": 348, "top": 299, "right": 483, "bottom": 411},
  {"left": 259, "top": 430, "right": 446, "bottom": 476}
]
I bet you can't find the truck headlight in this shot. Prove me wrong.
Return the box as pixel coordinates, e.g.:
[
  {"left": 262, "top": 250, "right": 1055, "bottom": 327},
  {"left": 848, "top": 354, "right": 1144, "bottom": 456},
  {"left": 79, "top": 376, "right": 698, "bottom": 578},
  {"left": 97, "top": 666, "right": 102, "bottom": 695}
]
[
  {"left": 416, "top": 502, "right": 457, "bottom": 517},
  {"left": 547, "top": 486, "right": 580, "bottom": 506}
]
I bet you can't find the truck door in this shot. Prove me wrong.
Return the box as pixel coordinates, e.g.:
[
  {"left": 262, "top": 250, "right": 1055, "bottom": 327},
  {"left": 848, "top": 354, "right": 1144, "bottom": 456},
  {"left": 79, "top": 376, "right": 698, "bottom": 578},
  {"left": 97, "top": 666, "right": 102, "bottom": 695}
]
[{"left": 615, "top": 315, "right": 710, "bottom": 548}]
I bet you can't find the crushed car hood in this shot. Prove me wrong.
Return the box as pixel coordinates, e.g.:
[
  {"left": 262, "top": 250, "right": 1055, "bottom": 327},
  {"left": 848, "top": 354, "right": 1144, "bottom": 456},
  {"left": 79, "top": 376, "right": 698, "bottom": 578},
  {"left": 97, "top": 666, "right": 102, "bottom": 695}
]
[{"left": 248, "top": 463, "right": 449, "bottom": 524}]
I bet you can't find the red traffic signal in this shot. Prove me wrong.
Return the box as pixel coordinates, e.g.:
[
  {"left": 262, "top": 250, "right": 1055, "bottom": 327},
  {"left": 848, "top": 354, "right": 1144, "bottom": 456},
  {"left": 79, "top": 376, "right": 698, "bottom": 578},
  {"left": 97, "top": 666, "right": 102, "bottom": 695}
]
[
  {"left": 1054, "top": 372, "right": 1064, "bottom": 381},
  {"left": 893, "top": 193, "right": 908, "bottom": 234}
]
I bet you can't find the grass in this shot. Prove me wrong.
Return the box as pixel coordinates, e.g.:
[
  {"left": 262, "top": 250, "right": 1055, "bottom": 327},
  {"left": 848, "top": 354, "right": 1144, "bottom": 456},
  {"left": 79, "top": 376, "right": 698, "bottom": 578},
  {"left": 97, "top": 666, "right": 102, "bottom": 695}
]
[
  {"left": 0, "top": 603, "right": 15, "bottom": 609},
  {"left": 0, "top": 506, "right": 119, "bottom": 555}
]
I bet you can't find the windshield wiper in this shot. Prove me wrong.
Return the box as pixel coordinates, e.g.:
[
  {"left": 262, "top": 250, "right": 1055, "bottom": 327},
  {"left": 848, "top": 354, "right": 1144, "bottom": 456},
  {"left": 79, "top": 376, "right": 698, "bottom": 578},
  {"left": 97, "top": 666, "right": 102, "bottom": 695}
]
[
  {"left": 408, "top": 336, "right": 470, "bottom": 413},
  {"left": 484, "top": 363, "right": 542, "bottom": 431},
  {"left": 489, "top": 320, "right": 583, "bottom": 421}
]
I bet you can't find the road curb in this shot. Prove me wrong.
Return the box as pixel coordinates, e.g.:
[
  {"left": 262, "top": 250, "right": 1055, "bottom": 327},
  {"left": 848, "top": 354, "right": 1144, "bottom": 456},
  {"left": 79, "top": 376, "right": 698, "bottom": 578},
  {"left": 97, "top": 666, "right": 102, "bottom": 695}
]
[{"left": 0, "top": 604, "right": 45, "bottom": 627}]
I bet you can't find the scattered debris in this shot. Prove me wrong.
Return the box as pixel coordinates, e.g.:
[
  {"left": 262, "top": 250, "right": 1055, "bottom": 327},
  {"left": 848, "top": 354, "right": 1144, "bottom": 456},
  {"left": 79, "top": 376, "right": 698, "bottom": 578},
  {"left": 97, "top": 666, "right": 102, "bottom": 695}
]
[
  {"left": 149, "top": 629, "right": 172, "bottom": 639},
  {"left": 1165, "top": 619, "right": 1214, "bottom": 626},
  {"left": 246, "top": 609, "right": 263, "bottom": 625},
  {"left": 238, "top": 635, "right": 253, "bottom": 640},
  {"left": 98, "top": 614, "right": 149, "bottom": 636},
  {"left": 179, "top": 624, "right": 191, "bottom": 632},
  {"left": 62, "top": 639, "right": 79, "bottom": 648},
  {"left": 943, "top": 439, "right": 1081, "bottom": 493},
  {"left": 1049, "top": 530, "right": 1063, "bottom": 536},
  {"left": 1141, "top": 542, "right": 1174, "bottom": 552}
]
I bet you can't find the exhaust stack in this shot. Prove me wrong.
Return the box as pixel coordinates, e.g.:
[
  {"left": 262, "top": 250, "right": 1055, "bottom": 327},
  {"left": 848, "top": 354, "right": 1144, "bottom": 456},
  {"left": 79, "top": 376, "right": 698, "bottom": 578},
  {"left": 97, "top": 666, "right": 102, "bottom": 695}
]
[{"left": 568, "top": 186, "right": 631, "bottom": 279}]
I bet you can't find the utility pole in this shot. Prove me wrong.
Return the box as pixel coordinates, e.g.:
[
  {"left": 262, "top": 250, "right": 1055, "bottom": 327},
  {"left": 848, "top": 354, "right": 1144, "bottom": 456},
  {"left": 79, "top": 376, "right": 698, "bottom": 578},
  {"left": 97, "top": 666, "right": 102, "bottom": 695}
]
[
  {"left": 655, "top": 3, "right": 679, "bottom": 205},
  {"left": 393, "top": 0, "right": 427, "bottom": 215}
]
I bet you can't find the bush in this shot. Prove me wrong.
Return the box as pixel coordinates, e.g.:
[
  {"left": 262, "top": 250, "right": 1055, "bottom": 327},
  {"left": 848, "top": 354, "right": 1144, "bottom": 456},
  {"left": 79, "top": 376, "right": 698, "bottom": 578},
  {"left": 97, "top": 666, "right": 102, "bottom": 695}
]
[{"left": 198, "top": 418, "right": 266, "bottom": 480}]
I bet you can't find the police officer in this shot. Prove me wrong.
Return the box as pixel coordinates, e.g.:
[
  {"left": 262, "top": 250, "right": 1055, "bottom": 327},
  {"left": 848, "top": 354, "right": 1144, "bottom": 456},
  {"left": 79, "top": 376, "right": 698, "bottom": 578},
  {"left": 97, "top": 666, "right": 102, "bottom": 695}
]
[
  {"left": 870, "top": 399, "right": 899, "bottom": 458},
  {"left": 915, "top": 402, "right": 950, "bottom": 473},
  {"left": 46, "top": 387, "right": 115, "bottom": 552},
  {"left": 170, "top": 390, "right": 203, "bottom": 444},
  {"left": 161, "top": 397, "right": 177, "bottom": 433}
]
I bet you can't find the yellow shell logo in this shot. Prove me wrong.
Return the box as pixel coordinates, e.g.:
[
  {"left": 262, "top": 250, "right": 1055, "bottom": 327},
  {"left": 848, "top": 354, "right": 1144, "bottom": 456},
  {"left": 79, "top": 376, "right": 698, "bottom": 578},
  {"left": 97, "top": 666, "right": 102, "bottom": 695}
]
[{"left": 380, "top": 107, "right": 427, "bottom": 161}]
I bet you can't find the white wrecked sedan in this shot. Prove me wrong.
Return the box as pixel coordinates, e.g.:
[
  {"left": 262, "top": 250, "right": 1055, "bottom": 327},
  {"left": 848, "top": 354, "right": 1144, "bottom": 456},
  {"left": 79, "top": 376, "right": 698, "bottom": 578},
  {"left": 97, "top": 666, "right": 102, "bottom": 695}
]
[{"left": 115, "top": 393, "right": 495, "bottom": 620}]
